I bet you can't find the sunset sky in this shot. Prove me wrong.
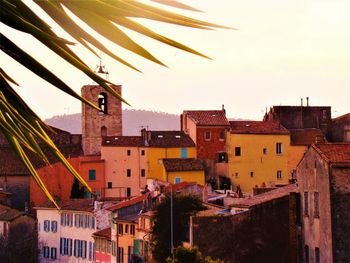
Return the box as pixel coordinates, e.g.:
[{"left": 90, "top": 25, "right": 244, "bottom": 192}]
[{"left": 1, "top": 0, "right": 349, "bottom": 120}]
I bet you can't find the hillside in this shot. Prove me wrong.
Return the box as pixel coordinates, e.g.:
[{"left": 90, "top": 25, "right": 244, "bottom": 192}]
[{"left": 44, "top": 109, "right": 180, "bottom": 135}]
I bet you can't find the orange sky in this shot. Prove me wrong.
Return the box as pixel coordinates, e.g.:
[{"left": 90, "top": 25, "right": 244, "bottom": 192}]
[{"left": 1, "top": 0, "right": 349, "bottom": 120}]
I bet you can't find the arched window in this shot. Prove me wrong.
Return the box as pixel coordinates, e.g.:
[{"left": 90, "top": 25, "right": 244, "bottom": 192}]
[
  {"left": 101, "top": 126, "right": 107, "bottom": 137},
  {"left": 98, "top": 92, "right": 108, "bottom": 114}
]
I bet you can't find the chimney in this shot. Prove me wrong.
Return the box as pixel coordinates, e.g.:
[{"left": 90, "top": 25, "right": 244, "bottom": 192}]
[
  {"left": 222, "top": 104, "right": 226, "bottom": 115},
  {"left": 306, "top": 97, "right": 309, "bottom": 107},
  {"left": 301, "top": 98, "right": 303, "bottom": 107},
  {"left": 141, "top": 128, "right": 149, "bottom": 146}
]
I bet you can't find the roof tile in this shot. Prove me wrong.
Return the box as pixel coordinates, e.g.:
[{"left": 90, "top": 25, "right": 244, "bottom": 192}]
[
  {"left": 230, "top": 121, "right": 290, "bottom": 134},
  {"left": 184, "top": 110, "right": 230, "bottom": 126},
  {"left": 163, "top": 158, "right": 204, "bottom": 172}
]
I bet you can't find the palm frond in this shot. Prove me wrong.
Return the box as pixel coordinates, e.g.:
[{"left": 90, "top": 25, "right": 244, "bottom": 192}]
[{"left": 0, "top": 0, "right": 230, "bottom": 207}]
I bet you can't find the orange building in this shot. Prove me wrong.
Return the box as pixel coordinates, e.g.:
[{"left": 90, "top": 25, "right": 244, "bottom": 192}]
[{"left": 30, "top": 155, "right": 105, "bottom": 207}]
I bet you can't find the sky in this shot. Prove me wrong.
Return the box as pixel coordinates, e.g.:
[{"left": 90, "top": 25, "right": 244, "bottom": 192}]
[{"left": 1, "top": 0, "right": 349, "bottom": 120}]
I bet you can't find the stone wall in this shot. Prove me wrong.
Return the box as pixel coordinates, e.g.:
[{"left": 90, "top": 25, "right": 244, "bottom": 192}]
[
  {"left": 81, "top": 84, "right": 122, "bottom": 155},
  {"left": 191, "top": 194, "right": 298, "bottom": 263},
  {"left": 330, "top": 167, "right": 350, "bottom": 262}
]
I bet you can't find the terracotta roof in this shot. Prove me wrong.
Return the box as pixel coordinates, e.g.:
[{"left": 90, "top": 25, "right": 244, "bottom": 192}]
[
  {"left": 148, "top": 131, "right": 195, "bottom": 147},
  {"left": 290, "top": 129, "right": 325, "bottom": 145},
  {"left": 183, "top": 110, "right": 230, "bottom": 126},
  {"left": 107, "top": 194, "right": 149, "bottom": 211},
  {"left": 0, "top": 144, "right": 83, "bottom": 175},
  {"left": 102, "top": 131, "right": 195, "bottom": 148},
  {"left": 35, "top": 199, "right": 94, "bottom": 212},
  {"left": 197, "top": 203, "right": 225, "bottom": 217},
  {"left": 102, "top": 136, "right": 143, "bottom": 147},
  {"left": 165, "top": 182, "right": 203, "bottom": 192},
  {"left": 229, "top": 184, "right": 298, "bottom": 208},
  {"left": 333, "top": 113, "right": 350, "bottom": 122},
  {"left": 0, "top": 204, "right": 27, "bottom": 221},
  {"left": 93, "top": 227, "right": 111, "bottom": 239},
  {"left": 163, "top": 158, "right": 204, "bottom": 172},
  {"left": 314, "top": 143, "right": 350, "bottom": 165},
  {"left": 230, "top": 121, "right": 289, "bottom": 135}
]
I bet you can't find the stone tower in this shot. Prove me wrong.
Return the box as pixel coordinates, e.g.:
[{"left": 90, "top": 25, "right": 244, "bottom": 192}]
[{"left": 81, "top": 84, "right": 122, "bottom": 155}]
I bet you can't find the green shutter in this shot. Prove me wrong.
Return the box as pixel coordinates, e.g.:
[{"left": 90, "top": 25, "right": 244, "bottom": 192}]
[{"left": 88, "top": 169, "right": 96, "bottom": 180}]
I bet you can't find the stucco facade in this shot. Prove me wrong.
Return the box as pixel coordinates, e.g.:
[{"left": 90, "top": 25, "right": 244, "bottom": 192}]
[
  {"left": 227, "top": 132, "right": 290, "bottom": 193},
  {"left": 30, "top": 155, "right": 105, "bottom": 206},
  {"left": 101, "top": 146, "right": 147, "bottom": 198}
]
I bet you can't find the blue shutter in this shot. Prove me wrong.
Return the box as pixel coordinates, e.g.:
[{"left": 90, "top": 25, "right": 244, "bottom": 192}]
[
  {"left": 83, "top": 241, "right": 87, "bottom": 258},
  {"left": 60, "top": 238, "right": 63, "bottom": 255},
  {"left": 69, "top": 239, "right": 73, "bottom": 256},
  {"left": 181, "top": 148, "right": 187, "bottom": 158},
  {"left": 91, "top": 216, "right": 95, "bottom": 229},
  {"left": 52, "top": 221, "right": 57, "bottom": 232},
  {"left": 74, "top": 240, "right": 77, "bottom": 257},
  {"left": 51, "top": 247, "right": 57, "bottom": 260}
]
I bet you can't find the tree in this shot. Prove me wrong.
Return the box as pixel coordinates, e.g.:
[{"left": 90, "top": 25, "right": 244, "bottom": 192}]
[
  {"left": 151, "top": 194, "right": 206, "bottom": 263},
  {"left": 165, "top": 246, "right": 224, "bottom": 263},
  {"left": 0, "top": 1, "right": 230, "bottom": 207}
]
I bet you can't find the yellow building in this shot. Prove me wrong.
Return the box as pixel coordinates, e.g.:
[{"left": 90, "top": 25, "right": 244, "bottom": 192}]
[
  {"left": 146, "top": 131, "right": 196, "bottom": 181},
  {"left": 227, "top": 121, "right": 291, "bottom": 193},
  {"left": 162, "top": 158, "right": 205, "bottom": 185}
]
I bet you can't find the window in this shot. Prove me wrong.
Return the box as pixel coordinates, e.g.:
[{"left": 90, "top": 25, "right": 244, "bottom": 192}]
[
  {"left": 108, "top": 182, "right": 113, "bottom": 189},
  {"left": 304, "top": 192, "right": 309, "bottom": 216},
  {"left": 314, "top": 192, "right": 319, "bottom": 217},
  {"left": 125, "top": 224, "right": 129, "bottom": 234},
  {"left": 127, "top": 169, "right": 131, "bottom": 177},
  {"left": 141, "top": 169, "right": 145, "bottom": 177},
  {"left": 51, "top": 247, "right": 57, "bottom": 260},
  {"left": 88, "top": 169, "right": 96, "bottom": 180},
  {"left": 204, "top": 131, "right": 211, "bottom": 141},
  {"left": 217, "top": 152, "right": 228, "bottom": 163},
  {"left": 175, "top": 177, "right": 181, "bottom": 184},
  {"left": 235, "top": 147, "right": 241, "bottom": 156},
  {"left": 181, "top": 148, "right": 187, "bottom": 158},
  {"left": 118, "top": 224, "right": 123, "bottom": 235},
  {"left": 127, "top": 187, "right": 131, "bottom": 197},
  {"left": 98, "top": 92, "right": 108, "bottom": 114},
  {"left": 219, "top": 130, "right": 225, "bottom": 141},
  {"left": 130, "top": 225, "right": 135, "bottom": 235},
  {"left": 127, "top": 149, "right": 131, "bottom": 156},
  {"left": 315, "top": 247, "right": 320, "bottom": 263},
  {"left": 89, "top": 242, "right": 93, "bottom": 261},
  {"left": 277, "top": 170, "right": 282, "bottom": 180},
  {"left": 263, "top": 148, "right": 267, "bottom": 155},
  {"left": 250, "top": 172, "right": 254, "bottom": 178},
  {"left": 305, "top": 245, "right": 309, "bottom": 263},
  {"left": 118, "top": 247, "right": 124, "bottom": 263},
  {"left": 60, "top": 213, "right": 65, "bottom": 226},
  {"left": 128, "top": 246, "right": 133, "bottom": 263},
  {"left": 276, "top": 143, "right": 282, "bottom": 154},
  {"left": 51, "top": 220, "right": 57, "bottom": 232},
  {"left": 235, "top": 172, "right": 239, "bottom": 178},
  {"left": 43, "top": 246, "right": 50, "bottom": 258},
  {"left": 44, "top": 220, "right": 50, "bottom": 232},
  {"left": 101, "top": 126, "right": 107, "bottom": 137},
  {"left": 141, "top": 149, "right": 145, "bottom": 156}
]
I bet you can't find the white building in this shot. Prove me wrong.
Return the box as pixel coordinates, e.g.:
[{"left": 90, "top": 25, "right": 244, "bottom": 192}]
[{"left": 36, "top": 199, "right": 117, "bottom": 262}]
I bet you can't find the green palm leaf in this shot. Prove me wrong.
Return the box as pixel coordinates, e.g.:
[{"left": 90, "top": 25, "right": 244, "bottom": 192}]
[{"left": 0, "top": 0, "right": 230, "bottom": 207}]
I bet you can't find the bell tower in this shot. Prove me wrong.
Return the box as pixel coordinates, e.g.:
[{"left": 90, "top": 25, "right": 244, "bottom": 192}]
[{"left": 81, "top": 62, "right": 122, "bottom": 155}]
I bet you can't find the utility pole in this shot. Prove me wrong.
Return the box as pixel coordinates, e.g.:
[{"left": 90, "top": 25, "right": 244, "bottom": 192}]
[{"left": 170, "top": 184, "right": 174, "bottom": 259}]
